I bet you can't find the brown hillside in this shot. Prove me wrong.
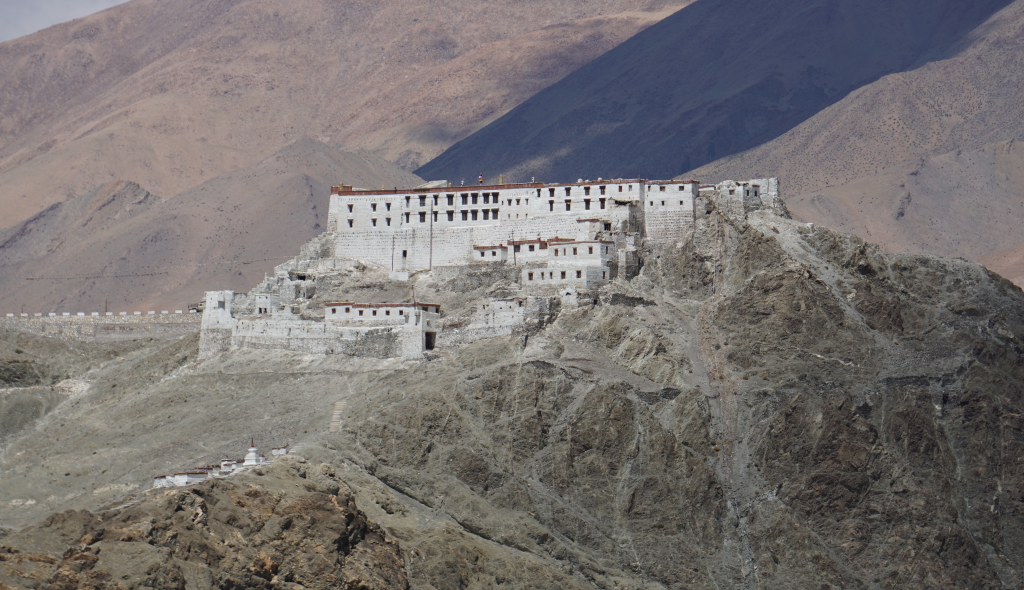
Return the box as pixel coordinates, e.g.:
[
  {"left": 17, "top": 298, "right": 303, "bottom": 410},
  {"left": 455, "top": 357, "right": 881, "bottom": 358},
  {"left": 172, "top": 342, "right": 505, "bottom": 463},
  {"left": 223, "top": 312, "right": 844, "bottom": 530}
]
[
  {"left": 0, "top": 0, "right": 691, "bottom": 228},
  {"left": 0, "top": 139, "right": 421, "bottom": 313}
]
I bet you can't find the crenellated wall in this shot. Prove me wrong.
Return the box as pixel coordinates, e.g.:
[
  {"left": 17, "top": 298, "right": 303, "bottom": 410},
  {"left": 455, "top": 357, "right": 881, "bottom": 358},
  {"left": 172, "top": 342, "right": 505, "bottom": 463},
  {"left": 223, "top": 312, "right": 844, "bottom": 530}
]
[{"left": 0, "top": 312, "right": 201, "bottom": 344}]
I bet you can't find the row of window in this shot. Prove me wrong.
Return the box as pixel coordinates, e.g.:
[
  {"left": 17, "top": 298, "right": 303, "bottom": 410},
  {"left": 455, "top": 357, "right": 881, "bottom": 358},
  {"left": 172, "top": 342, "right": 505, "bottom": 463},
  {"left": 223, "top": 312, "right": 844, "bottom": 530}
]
[
  {"left": 648, "top": 185, "right": 691, "bottom": 192},
  {"left": 648, "top": 200, "right": 689, "bottom": 206},
  {"left": 526, "top": 270, "right": 608, "bottom": 281},
  {"left": 548, "top": 198, "right": 607, "bottom": 212},
  {"left": 330, "top": 307, "right": 405, "bottom": 316},
  {"left": 345, "top": 208, "right": 507, "bottom": 227}
]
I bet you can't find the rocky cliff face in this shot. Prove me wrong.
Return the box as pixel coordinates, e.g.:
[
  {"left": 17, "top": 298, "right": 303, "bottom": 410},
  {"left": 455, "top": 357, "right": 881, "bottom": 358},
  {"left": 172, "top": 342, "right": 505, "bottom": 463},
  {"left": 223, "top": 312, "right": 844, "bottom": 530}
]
[{"left": 1, "top": 192, "right": 1023, "bottom": 589}]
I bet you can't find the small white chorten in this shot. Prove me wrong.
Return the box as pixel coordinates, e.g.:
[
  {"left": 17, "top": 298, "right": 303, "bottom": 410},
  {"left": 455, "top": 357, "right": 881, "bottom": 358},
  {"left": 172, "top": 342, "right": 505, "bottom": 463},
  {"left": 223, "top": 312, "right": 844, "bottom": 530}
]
[{"left": 243, "top": 439, "right": 262, "bottom": 466}]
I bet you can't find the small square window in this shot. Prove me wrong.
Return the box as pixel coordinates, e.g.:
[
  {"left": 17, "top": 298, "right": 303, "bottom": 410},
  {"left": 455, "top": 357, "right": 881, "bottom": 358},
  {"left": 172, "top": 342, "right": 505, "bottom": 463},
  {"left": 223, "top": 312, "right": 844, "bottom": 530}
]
[
  {"left": 588, "top": 246, "right": 593, "bottom": 254},
  {"left": 358, "top": 310, "right": 364, "bottom": 316},
  {"left": 331, "top": 308, "right": 336, "bottom": 314},
  {"left": 386, "top": 310, "right": 390, "bottom": 315},
  {"left": 561, "top": 271, "right": 566, "bottom": 279},
  {"left": 372, "top": 310, "right": 377, "bottom": 316},
  {"left": 399, "top": 310, "right": 404, "bottom": 315},
  {"left": 491, "top": 251, "right": 497, "bottom": 257},
  {"left": 481, "top": 251, "right": 486, "bottom": 257},
  {"left": 529, "top": 244, "right": 535, "bottom": 252},
  {"left": 528, "top": 272, "right": 534, "bottom": 280},
  {"left": 573, "top": 247, "right": 578, "bottom": 255},
  {"left": 576, "top": 270, "right": 582, "bottom": 278}
]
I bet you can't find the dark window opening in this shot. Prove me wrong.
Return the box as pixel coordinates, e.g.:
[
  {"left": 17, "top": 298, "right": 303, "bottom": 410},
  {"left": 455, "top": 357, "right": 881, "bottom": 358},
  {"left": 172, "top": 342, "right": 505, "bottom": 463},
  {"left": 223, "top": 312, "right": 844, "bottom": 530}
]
[
  {"left": 549, "top": 188, "right": 555, "bottom": 197},
  {"left": 371, "top": 203, "right": 377, "bottom": 211},
  {"left": 471, "top": 210, "right": 478, "bottom": 220},
  {"left": 347, "top": 204, "right": 353, "bottom": 212},
  {"left": 402, "top": 250, "right": 408, "bottom": 258},
  {"left": 576, "top": 270, "right": 582, "bottom": 278},
  {"left": 482, "top": 210, "right": 489, "bottom": 220},
  {"left": 588, "top": 246, "right": 593, "bottom": 254},
  {"left": 604, "top": 222, "right": 611, "bottom": 231},
  {"left": 528, "top": 245, "right": 535, "bottom": 252},
  {"left": 660, "top": 186, "right": 666, "bottom": 192},
  {"left": 472, "top": 194, "right": 478, "bottom": 204},
  {"left": 565, "top": 200, "right": 571, "bottom": 211},
  {"left": 331, "top": 308, "right": 336, "bottom": 314},
  {"left": 462, "top": 194, "right": 468, "bottom": 205},
  {"left": 425, "top": 332, "right": 436, "bottom": 350},
  {"left": 565, "top": 187, "right": 571, "bottom": 196},
  {"left": 386, "top": 202, "right": 391, "bottom": 211},
  {"left": 573, "top": 247, "right": 578, "bottom": 255},
  {"left": 600, "top": 199, "right": 606, "bottom": 210},
  {"left": 405, "top": 212, "right": 410, "bottom": 223},
  {"left": 480, "top": 251, "right": 486, "bottom": 258},
  {"left": 561, "top": 271, "right": 566, "bottom": 279},
  {"left": 584, "top": 199, "right": 591, "bottom": 210},
  {"left": 549, "top": 200, "right": 554, "bottom": 211},
  {"left": 600, "top": 186, "right": 606, "bottom": 195},
  {"left": 492, "top": 208, "right": 499, "bottom": 218},
  {"left": 433, "top": 195, "right": 438, "bottom": 206},
  {"left": 432, "top": 211, "right": 438, "bottom": 222},
  {"left": 514, "top": 245, "right": 521, "bottom": 252},
  {"left": 447, "top": 211, "right": 454, "bottom": 221},
  {"left": 405, "top": 196, "right": 411, "bottom": 206},
  {"left": 419, "top": 196, "right": 427, "bottom": 207},
  {"left": 347, "top": 219, "right": 353, "bottom": 227},
  {"left": 358, "top": 310, "right": 364, "bottom": 316},
  {"left": 447, "top": 195, "right": 454, "bottom": 206},
  {"left": 462, "top": 210, "right": 469, "bottom": 220},
  {"left": 371, "top": 218, "right": 377, "bottom": 226},
  {"left": 483, "top": 194, "right": 489, "bottom": 204},
  {"left": 419, "top": 212, "right": 426, "bottom": 222}
]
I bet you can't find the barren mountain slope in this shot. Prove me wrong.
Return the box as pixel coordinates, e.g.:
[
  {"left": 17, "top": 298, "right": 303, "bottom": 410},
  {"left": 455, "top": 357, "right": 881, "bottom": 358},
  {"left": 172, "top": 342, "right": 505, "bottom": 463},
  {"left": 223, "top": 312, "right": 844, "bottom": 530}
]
[
  {"left": 0, "top": 0, "right": 692, "bottom": 227},
  {"left": 980, "top": 244, "right": 1024, "bottom": 289},
  {"left": 2, "top": 194, "right": 1023, "bottom": 588},
  {"left": 418, "top": 0, "right": 1014, "bottom": 183},
  {"left": 684, "top": 0, "right": 1024, "bottom": 266},
  {"left": 0, "top": 139, "right": 421, "bottom": 313}
]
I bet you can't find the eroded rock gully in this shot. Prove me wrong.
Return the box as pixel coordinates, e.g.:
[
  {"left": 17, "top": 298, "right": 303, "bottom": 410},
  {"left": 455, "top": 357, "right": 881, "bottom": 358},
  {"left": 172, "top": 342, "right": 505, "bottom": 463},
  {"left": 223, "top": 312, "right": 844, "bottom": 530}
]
[{"left": 2, "top": 197, "right": 1023, "bottom": 589}]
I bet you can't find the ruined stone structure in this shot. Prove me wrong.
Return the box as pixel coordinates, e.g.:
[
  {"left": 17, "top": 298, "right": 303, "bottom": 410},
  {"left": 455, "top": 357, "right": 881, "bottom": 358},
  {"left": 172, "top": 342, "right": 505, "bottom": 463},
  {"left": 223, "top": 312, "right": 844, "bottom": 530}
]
[{"left": 198, "top": 177, "right": 782, "bottom": 360}]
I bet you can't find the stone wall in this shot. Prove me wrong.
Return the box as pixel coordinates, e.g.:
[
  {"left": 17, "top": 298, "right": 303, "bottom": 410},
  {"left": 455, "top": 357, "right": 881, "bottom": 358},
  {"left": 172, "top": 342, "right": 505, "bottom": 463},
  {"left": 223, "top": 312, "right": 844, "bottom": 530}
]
[{"left": 0, "top": 313, "right": 201, "bottom": 344}]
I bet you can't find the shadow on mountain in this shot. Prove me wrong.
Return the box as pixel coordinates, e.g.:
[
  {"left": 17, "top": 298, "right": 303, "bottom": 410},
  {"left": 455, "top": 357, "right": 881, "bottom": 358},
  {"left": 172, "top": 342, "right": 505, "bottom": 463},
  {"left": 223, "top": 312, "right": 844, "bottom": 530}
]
[{"left": 416, "top": 0, "right": 1015, "bottom": 183}]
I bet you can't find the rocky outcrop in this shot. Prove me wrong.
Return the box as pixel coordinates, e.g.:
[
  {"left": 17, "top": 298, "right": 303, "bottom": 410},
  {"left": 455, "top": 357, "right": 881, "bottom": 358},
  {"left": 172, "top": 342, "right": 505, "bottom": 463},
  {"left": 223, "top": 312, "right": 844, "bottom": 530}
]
[{"left": 0, "top": 459, "right": 407, "bottom": 590}]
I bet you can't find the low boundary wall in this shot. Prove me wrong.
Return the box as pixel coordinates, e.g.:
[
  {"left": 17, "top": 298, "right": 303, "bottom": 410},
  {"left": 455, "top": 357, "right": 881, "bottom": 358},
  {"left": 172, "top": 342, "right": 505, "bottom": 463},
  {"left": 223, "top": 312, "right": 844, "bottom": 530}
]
[{"left": 0, "top": 312, "right": 202, "bottom": 343}]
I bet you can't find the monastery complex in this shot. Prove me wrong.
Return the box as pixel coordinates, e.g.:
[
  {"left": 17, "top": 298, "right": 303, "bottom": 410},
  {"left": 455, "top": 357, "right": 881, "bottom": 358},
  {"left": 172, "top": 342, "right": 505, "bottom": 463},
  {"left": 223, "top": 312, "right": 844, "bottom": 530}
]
[{"left": 198, "top": 178, "right": 784, "bottom": 360}]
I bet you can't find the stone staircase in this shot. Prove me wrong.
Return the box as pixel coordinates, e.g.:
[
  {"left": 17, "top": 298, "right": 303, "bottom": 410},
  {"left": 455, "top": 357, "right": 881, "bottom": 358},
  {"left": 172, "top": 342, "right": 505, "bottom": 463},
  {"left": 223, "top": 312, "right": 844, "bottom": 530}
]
[{"left": 328, "top": 399, "right": 347, "bottom": 432}]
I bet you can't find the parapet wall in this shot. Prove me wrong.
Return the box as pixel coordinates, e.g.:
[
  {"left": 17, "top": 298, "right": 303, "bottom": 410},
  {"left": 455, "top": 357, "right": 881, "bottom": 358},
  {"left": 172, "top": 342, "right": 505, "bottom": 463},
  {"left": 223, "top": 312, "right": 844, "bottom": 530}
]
[{"left": 0, "top": 312, "right": 201, "bottom": 343}]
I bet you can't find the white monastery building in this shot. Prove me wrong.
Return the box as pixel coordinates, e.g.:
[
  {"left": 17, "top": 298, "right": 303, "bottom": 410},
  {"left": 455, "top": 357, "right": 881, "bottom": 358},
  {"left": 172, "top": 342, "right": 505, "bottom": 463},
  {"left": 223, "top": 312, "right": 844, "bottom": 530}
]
[{"left": 198, "top": 177, "right": 782, "bottom": 360}]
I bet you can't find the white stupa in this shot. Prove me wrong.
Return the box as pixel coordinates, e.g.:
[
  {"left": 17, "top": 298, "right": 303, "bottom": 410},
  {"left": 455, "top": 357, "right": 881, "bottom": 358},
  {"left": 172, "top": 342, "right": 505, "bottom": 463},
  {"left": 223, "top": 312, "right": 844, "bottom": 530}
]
[{"left": 243, "top": 439, "right": 264, "bottom": 466}]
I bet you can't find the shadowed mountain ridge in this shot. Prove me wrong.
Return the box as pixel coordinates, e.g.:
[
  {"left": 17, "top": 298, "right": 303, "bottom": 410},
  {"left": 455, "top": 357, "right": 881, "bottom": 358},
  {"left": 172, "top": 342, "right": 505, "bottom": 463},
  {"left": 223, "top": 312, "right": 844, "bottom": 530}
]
[{"left": 417, "top": 0, "right": 1015, "bottom": 183}]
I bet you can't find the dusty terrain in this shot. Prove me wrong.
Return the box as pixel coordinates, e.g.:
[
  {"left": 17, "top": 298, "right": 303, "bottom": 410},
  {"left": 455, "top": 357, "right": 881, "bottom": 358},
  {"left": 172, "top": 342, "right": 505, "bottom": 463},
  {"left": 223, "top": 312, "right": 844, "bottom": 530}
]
[{"left": 2, "top": 193, "right": 1023, "bottom": 588}]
